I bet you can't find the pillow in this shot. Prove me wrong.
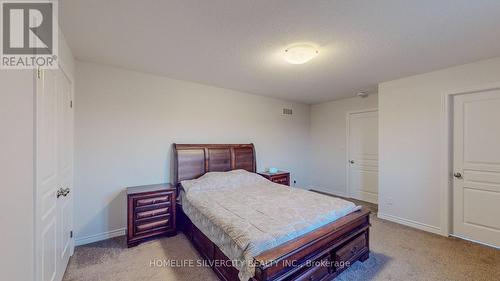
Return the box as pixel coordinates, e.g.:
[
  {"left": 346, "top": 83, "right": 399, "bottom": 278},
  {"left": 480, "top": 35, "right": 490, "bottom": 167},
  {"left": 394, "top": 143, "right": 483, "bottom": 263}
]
[{"left": 181, "top": 169, "right": 267, "bottom": 193}]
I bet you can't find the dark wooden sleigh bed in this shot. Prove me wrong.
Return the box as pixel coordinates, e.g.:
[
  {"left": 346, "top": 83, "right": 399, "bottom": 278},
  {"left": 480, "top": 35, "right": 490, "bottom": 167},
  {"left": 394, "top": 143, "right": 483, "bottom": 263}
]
[{"left": 173, "top": 143, "right": 370, "bottom": 281}]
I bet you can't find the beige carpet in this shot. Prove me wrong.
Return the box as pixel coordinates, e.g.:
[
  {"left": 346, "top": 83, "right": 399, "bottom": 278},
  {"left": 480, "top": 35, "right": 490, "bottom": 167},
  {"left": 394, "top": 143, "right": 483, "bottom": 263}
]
[{"left": 63, "top": 213, "right": 499, "bottom": 281}]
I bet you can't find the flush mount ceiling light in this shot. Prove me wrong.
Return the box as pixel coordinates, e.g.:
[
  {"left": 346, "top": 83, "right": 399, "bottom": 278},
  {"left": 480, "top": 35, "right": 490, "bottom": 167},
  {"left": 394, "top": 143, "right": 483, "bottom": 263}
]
[{"left": 284, "top": 43, "right": 319, "bottom": 64}]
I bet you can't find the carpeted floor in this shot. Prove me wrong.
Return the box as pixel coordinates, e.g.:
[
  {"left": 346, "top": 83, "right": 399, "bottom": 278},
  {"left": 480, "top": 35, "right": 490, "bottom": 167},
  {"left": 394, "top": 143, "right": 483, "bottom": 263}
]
[{"left": 63, "top": 213, "right": 500, "bottom": 281}]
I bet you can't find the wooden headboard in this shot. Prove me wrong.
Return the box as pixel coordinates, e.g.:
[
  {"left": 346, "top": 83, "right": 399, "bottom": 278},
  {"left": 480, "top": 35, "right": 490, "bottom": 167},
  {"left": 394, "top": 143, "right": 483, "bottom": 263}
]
[{"left": 173, "top": 143, "right": 256, "bottom": 185}]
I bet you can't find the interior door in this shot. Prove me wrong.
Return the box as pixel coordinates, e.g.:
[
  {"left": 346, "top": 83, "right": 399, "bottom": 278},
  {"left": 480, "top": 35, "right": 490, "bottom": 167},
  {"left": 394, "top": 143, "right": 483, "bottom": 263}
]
[
  {"left": 55, "top": 70, "right": 74, "bottom": 281},
  {"left": 36, "top": 68, "right": 74, "bottom": 281},
  {"left": 36, "top": 69, "right": 58, "bottom": 281},
  {"left": 348, "top": 110, "right": 379, "bottom": 204},
  {"left": 453, "top": 89, "right": 500, "bottom": 248}
]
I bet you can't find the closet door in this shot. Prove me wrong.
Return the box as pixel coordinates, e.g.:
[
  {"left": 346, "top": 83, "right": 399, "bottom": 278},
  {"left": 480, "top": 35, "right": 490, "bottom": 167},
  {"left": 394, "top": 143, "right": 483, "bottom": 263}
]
[
  {"left": 347, "top": 110, "right": 379, "bottom": 204},
  {"left": 36, "top": 69, "right": 58, "bottom": 281},
  {"left": 55, "top": 70, "right": 74, "bottom": 281},
  {"left": 36, "top": 69, "right": 74, "bottom": 281}
]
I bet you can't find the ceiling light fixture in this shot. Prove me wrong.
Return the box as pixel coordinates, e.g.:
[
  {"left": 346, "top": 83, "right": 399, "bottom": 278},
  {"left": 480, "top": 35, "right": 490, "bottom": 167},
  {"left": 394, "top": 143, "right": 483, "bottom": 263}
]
[{"left": 284, "top": 43, "right": 319, "bottom": 64}]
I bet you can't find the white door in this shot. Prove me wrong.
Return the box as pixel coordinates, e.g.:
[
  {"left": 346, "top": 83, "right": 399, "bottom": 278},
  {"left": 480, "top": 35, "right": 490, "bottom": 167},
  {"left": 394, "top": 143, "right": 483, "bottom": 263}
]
[
  {"left": 36, "top": 69, "right": 74, "bottom": 281},
  {"left": 55, "top": 70, "right": 74, "bottom": 280},
  {"left": 453, "top": 89, "right": 500, "bottom": 248},
  {"left": 347, "top": 110, "right": 379, "bottom": 204}
]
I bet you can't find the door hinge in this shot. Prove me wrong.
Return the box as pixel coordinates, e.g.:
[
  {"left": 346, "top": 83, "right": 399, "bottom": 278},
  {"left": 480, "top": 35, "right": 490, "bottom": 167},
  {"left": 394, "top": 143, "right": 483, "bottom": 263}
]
[
  {"left": 37, "top": 68, "right": 42, "bottom": 79},
  {"left": 70, "top": 100, "right": 73, "bottom": 108},
  {"left": 70, "top": 231, "right": 73, "bottom": 238}
]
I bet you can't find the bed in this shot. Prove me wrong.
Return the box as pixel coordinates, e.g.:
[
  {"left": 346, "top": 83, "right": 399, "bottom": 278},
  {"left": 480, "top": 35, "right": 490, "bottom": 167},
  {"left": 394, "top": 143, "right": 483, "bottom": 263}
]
[{"left": 174, "top": 144, "right": 370, "bottom": 281}]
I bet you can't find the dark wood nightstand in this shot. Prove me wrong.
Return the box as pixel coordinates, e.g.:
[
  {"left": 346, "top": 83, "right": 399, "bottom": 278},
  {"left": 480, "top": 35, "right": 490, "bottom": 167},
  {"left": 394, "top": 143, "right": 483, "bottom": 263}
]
[
  {"left": 258, "top": 171, "right": 290, "bottom": 186},
  {"left": 127, "top": 183, "right": 176, "bottom": 247}
]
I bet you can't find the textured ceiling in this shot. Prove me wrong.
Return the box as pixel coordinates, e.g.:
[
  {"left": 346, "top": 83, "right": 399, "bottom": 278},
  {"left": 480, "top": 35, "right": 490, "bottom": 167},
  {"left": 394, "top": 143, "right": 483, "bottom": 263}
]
[{"left": 60, "top": 0, "right": 500, "bottom": 104}]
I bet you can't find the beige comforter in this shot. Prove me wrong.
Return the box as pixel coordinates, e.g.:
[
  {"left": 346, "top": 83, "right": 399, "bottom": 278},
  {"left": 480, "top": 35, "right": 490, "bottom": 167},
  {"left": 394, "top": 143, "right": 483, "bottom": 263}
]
[{"left": 181, "top": 169, "right": 360, "bottom": 281}]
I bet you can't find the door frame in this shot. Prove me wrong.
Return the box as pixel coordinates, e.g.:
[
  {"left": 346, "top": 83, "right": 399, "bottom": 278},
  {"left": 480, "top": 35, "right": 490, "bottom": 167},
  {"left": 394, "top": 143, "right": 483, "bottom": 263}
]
[
  {"left": 440, "top": 82, "right": 500, "bottom": 240},
  {"left": 345, "top": 108, "right": 378, "bottom": 199}
]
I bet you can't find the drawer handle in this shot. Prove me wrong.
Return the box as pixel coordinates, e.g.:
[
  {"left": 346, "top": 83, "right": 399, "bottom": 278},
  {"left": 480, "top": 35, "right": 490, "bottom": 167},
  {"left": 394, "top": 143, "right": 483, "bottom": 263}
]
[
  {"left": 151, "top": 197, "right": 168, "bottom": 204},
  {"left": 350, "top": 246, "right": 358, "bottom": 254},
  {"left": 153, "top": 198, "right": 164, "bottom": 204}
]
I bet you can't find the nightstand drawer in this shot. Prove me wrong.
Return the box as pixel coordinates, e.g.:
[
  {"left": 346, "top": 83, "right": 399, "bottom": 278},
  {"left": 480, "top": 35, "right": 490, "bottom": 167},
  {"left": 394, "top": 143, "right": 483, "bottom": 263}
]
[
  {"left": 136, "top": 206, "right": 170, "bottom": 220},
  {"left": 271, "top": 175, "right": 289, "bottom": 185},
  {"left": 258, "top": 171, "right": 291, "bottom": 186},
  {"left": 135, "top": 193, "right": 172, "bottom": 207},
  {"left": 136, "top": 217, "right": 171, "bottom": 233}
]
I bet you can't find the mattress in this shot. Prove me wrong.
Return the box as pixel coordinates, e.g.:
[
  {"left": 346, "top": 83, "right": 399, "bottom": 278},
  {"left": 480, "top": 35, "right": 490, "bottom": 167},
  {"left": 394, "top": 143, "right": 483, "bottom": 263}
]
[{"left": 180, "top": 169, "right": 360, "bottom": 281}]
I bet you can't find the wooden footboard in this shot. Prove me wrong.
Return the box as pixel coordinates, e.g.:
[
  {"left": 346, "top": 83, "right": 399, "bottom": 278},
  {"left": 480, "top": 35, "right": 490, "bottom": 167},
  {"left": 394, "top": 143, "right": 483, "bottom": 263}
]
[{"left": 178, "top": 205, "right": 370, "bottom": 281}]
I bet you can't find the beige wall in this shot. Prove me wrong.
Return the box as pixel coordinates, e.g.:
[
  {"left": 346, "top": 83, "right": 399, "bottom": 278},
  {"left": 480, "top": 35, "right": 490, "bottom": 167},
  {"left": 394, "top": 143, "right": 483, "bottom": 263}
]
[
  {"left": 74, "top": 61, "right": 311, "bottom": 243},
  {"left": 309, "top": 94, "right": 378, "bottom": 196},
  {"left": 378, "top": 56, "right": 500, "bottom": 234},
  {"left": 0, "top": 70, "right": 35, "bottom": 281}
]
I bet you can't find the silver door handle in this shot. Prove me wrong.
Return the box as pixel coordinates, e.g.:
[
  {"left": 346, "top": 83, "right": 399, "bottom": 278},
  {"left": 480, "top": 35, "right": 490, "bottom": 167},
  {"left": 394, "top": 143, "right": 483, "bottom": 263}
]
[
  {"left": 62, "top": 188, "right": 70, "bottom": 197},
  {"left": 57, "top": 188, "right": 71, "bottom": 198},
  {"left": 453, "top": 172, "right": 462, "bottom": 179}
]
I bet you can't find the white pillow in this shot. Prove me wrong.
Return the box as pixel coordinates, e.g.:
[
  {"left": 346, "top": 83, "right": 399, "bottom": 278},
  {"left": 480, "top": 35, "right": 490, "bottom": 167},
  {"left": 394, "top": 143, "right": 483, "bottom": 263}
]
[{"left": 181, "top": 169, "right": 267, "bottom": 193}]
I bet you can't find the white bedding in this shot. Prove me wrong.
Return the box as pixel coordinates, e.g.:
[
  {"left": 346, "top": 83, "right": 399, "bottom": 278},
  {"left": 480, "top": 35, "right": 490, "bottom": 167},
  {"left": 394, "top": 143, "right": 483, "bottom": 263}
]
[{"left": 181, "top": 169, "right": 360, "bottom": 281}]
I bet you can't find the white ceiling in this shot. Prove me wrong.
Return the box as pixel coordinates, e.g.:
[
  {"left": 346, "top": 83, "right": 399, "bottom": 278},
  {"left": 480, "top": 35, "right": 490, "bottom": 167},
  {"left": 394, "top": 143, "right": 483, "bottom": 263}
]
[{"left": 60, "top": 0, "right": 500, "bottom": 104}]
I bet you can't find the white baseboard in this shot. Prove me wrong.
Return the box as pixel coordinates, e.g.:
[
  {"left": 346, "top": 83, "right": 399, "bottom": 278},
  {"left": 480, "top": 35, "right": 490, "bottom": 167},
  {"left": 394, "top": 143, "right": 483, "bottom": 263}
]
[
  {"left": 450, "top": 234, "right": 500, "bottom": 249},
  {"left": 377, "top": 213, "right": 443, "bottom": 236},
  {"left": 75, "top": 228, "right": 126, "bottom": 246}
]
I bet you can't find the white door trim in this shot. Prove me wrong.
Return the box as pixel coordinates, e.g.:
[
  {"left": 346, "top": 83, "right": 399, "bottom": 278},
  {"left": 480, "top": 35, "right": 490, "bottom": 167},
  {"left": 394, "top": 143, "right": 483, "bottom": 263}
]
[
  {"left": 440, "top": 82, "right": 500, "bottom": 238},
  {"left": 345, "top": 108, "right": 378, "bottom": 199}
]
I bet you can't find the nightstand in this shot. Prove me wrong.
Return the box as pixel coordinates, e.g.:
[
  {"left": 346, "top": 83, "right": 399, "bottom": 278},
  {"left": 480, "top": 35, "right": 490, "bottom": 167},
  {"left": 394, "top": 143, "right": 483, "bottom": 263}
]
[
  {"left": 127, "top": 183, "right": 176, "bottom": 247},
  {"left": 258, "top": 171, "right": 290, "bottom": 186}
]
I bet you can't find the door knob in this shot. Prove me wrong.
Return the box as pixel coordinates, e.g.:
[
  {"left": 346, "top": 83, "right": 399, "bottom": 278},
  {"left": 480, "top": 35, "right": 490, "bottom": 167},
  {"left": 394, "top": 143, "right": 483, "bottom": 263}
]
[
  {"left": 349, "top": 160, "right": 355, "bottom": 164},
  {"left": 453, "top": 172, "right": 462, "bottom": 179}
]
